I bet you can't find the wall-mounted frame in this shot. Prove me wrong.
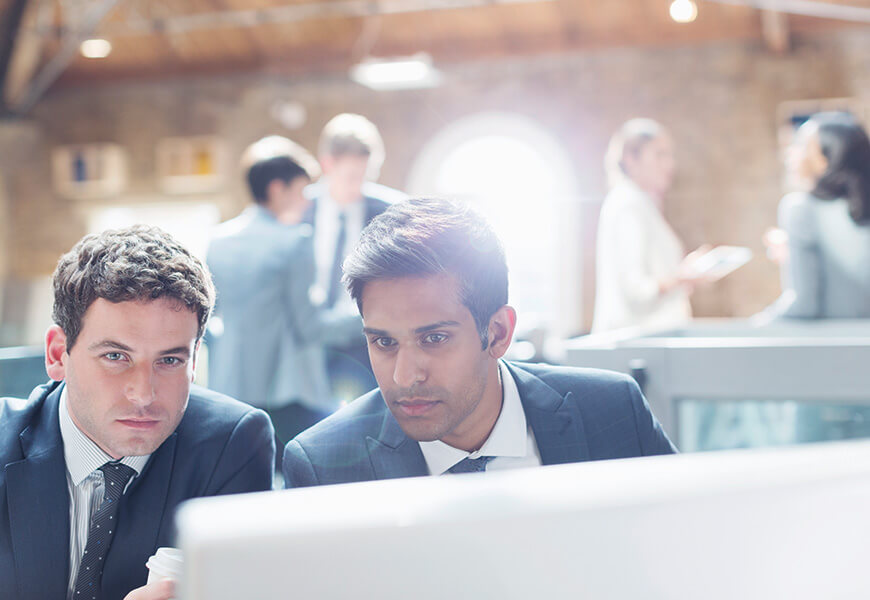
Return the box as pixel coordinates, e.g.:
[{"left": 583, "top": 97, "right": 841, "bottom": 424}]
[
  {"left": 776, "top": 97, "right": 869, "bottom": 147},
  {"left": 156, "top": 136, "right": 228, "bottom": 194},
  {"left": 51, "top": 143, "right": 128, "bottom": 199}
]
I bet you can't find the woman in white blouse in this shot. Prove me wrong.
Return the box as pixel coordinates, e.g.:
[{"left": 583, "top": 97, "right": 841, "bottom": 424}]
[{"left": 592, "top": 119, "right": 705, "bottom": 333}]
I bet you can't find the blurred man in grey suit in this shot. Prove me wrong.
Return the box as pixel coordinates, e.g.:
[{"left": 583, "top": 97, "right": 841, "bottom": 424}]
[{"left": 207, "top": 136, "right": 361, "bottom": 449}]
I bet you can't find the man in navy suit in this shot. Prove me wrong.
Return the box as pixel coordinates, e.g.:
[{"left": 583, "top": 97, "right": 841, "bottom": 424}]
[
  {"left": 303, "top": 113, "right": 406, "bottom": 404},
  {"left": 0, "top": 226, "right": 274, "bottom": 600},
  {"left": 283, "top": 199, "right": 675, "bottom": 488}
]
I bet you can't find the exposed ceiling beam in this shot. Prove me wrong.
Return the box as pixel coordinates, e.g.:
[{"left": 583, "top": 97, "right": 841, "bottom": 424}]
[
  {"left": 705, "top": 0, "right": 870, "bottom": 24},
  {"left": 32, "top": 0, "right": 557, "bottom": 37},
  {"left": 4, "top": 0, "right": 56, "bottom": 109},
  {"left": 11, "top": 0, "right": 119, "bottom": 115},
  {"left": 761, "top": 9, "right": 790, "bottom": 53},
  {"left": 0, "top": 0, "right": 30, "bottom": 113}
]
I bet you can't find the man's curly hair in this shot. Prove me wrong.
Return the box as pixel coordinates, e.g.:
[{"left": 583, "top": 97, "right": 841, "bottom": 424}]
[{"left": 52, "top": 225, "right": 216, "bottom": 349}]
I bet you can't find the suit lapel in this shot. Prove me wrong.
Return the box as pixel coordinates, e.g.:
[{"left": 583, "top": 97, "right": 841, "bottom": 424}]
[
  {"left": 363, "top": 364, "right": 592, "bottom": 477},
  {"left": 366, "top": 396, "right": 428, "bottom": 480},
  {"left": 6, "top": 382, "right": 71, "bottom": 600},
  {"left": 506, "top": 362, "right": 590, "bottom": 466},
  {"left": 363, "top": 196, "right": 382, "bottom": 225}
]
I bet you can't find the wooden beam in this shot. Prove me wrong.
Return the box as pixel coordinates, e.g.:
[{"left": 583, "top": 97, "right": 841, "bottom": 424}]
[
  {"left": 4, "top": 0, "right": 51, "bottom": 108},
  {"left": 58, "top": 0, "right": 559, "bottom": 37},
  {"left": 707, "top": 0, "right": 870, "bottom": 24},
  {"left": 761, "top": 9, "right": 790, "bottom": 54},
  {"left": 10, "top": 0, "right": 119, "bottom": 115},
  {"left": 0, "top": 0, "right": 30, "bottom": 112}
]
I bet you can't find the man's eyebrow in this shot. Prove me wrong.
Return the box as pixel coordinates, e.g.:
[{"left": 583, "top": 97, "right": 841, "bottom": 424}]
[
  {"left": 86, "top": 340, "right": 191, "bottom": 357},
  {"left": 363, "top": 327, "right": 390, "bottom": 336},
  {"left": 159, "top": 346, "right": 191, "bottom": 357},
  {"left": 88, "top": 340, "right": 133, "bottom": 352},
  {"left": 363, "top": 321, "right": 461, "bottom": 337},
  {"left": 414, "top": 321, "right": 460, "bottom": 334}
]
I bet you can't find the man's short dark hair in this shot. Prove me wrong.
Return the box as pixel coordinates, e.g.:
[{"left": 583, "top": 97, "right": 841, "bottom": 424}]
[
  {"left": 52, "top": 225, "right": 216, "bottom": 349},
  {"left": 343, "top": 198, "right": 508, "bottom": 348},
  {"left": 242, "top": 136, "right": 320, "bottom": 204}
]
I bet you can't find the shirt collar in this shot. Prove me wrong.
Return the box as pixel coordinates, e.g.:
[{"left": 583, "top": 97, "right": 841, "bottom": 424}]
[
  {"left": 315, "top": 178, "right": 365, "bottom": 219},
  {"left": 419, "top": 361, "right": 529, "bottom": 475},
  {"left": 58, "top": 385, "right": 151, "bottom": 486},
  {"left": 251, "top": 204, "right": 276, "bottom": 221}
]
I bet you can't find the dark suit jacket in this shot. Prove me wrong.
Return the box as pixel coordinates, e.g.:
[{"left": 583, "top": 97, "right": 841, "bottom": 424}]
[
  {"left": 283, "top": 362, "right": 676, "bottom": 487},
  {"left": 302, "top": 194, "right": 389, "bottom": 229},
  {"left": 302, "top": 182, "right": 401, "bottom": 370},
  {"left": 302, "top": 181, "right": 400, "bottom": 230},
  {"left": 0, "top": 381, "right": 275, "bottom": 600}
]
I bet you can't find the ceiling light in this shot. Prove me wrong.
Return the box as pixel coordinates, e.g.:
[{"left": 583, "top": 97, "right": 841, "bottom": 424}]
[
  {"left": 350, "top": 53, "right": 441, "bottom": 91},
  {"left": 80, "top": 38, "right": 112, "bottom": 59},
  {"left": 669, "top": 0, "right": 698, "bottom": 23}
]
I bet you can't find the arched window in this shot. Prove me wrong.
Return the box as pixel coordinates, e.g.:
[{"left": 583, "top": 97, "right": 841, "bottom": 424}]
[{"left": 407, "top": 112, "right": 581, "bottom": 338}]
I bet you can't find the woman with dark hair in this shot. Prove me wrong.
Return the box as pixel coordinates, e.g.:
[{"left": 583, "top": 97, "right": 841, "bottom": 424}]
[{"left": 768, "top": 112, "right": 870, "bottom": 318}]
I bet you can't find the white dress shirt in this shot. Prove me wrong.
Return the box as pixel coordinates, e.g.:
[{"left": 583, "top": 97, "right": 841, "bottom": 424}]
[
  {"left": 59, "top": 387, "right": 150, "bottom": 600},
  {"left": 310, "top": 181, "right": 366, "bottom": 312},
  {"left": 592, "top": 179, "right": 692, "bottom": 333},
  {"left": 419, "top": 362, "right": 542, "bottom": 475}
]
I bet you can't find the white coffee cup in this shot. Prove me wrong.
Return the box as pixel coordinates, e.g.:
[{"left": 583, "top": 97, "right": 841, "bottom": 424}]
[{"left": 146, "top": 547, "right": 184, "bottom": 584}]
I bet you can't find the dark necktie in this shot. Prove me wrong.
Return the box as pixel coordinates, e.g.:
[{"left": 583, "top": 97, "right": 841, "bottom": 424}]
[
  {"left": 73, "top": 461, "right": 137, "bottom": 600},
  {"left": 446, "top": 456, "right": 495, "bottom": 474},
  {"left": 326, "top": 211, "right": 347, "bottom": 308}
]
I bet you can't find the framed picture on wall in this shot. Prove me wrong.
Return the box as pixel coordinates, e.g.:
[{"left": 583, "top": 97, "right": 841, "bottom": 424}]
[
  {"left": 776, "top": 97, "right": 869, "bottom": 147},
  {"left": 156, "top": 136, "right": 228, "bottom": 194},
  {"left": 51, "top": 143, "right": 128, "bottom": 200}
]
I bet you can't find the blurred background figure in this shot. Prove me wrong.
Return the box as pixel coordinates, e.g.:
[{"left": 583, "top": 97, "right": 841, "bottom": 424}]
[
  {"left": 592, "top": 118, "right": 708, "bottom": 333},
  {"left": 207, "top": 136, "right": 361, "bottom": 450},
  {"left": 763, "top": 112, "right": 870, "bottom": 320},
  {"left": 304, "top": 113, "right": 406, "bottom": 404},
  {"left": 2, "top": 0, "right": 870, "bottom": 459}
]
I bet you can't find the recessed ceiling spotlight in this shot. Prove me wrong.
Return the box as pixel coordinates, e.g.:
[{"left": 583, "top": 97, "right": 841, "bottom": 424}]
[
  {"left": 350, "top": 53, "right": 442, "bottom": 91},
  {"left": 669, "top": 0, "right": 698, "bottom": 23},
  {"left": 270, "top": 100, "right": 308, "bottom": 130},
  {"left": 80, "top": 39, "right": 112, "bottom": 59}
]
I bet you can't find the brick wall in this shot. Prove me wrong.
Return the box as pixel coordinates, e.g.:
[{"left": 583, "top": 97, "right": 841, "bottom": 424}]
[{"left": 2, "top": 29, "right": 869, "bottom": 332}]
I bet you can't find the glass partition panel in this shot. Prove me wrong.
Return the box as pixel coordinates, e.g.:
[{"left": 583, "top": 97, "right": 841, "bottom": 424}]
[{"left": 679, "top": 398, "right": 870, "bottom": 452}]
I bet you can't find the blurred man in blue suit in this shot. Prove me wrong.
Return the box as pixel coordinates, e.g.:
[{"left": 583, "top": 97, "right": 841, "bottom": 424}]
[
  {"left": 284, "top": 199, "right": 676, "bottom": 488},
  {"left": 303, "top": 114, "right": 406, "bottom": 404},
  {"left": 0, "top": 226, "right": 274, "bottom": 600},
  {"left": 207, "top": 136, "right": 361, "bottom": 446}
]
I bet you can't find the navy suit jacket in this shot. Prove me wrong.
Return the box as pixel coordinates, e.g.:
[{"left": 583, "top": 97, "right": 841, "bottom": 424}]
[
  {"left": 302, "top": 181, "right": 402, "bottom": 230},
  {"left": 0, "top": 381, "right": 275, "bottom": 600},
  {"left": 283, "top": 362, "right": 676, "bottom": 487}
]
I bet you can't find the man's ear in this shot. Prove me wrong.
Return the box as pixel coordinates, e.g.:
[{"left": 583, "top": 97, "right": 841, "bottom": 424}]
[
  {"left": 486, "top": 306, "right": 517, "bottom": 359},
  {"left": 45, "top": 325, "right": 69, "bottom": 382},
  {"left": 265, "top": 179, "right": 286, "bottom": 203}
]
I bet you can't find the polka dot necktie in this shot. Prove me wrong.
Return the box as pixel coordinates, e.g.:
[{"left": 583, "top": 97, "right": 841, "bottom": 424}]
[
  {"left": 446, "top": 456, "right": 495, "bottom": 474},
  {"left": 72, "top": 461, "right": 137, "bottom": 600}
]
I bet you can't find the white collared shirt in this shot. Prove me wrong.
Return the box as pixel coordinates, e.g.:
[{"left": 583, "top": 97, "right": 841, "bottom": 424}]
[
  {"left": 310, "top": 181, "right": 365, "bottom": 311},
  {"left": 59, "top": 386, "right": 150, "bottom": 600},
  {"left": 419, "top": 362, "right": 543, "bottom": 475}
]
